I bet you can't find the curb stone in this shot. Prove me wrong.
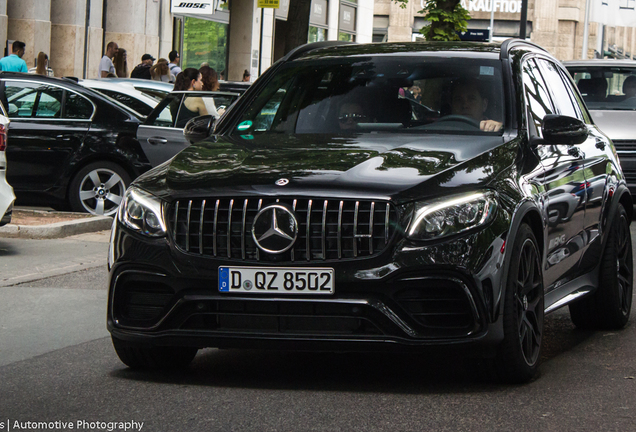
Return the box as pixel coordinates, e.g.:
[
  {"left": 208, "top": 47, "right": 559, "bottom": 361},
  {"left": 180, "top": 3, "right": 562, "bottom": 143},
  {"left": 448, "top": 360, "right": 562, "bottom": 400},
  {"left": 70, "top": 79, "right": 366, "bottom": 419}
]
[{"left": 0, "top": 215, "right": 113, "bottom": 239}]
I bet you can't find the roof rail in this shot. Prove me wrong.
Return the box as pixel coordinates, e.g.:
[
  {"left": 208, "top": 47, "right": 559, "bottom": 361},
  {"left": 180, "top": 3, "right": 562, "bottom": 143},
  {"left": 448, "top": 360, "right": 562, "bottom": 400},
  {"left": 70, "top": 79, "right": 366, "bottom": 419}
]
[
  {"left": 500, "top": 38, "right": 548, "bottom": 58},
  {"left": 282, "top": 40, "right": 356, "bottom": 62}
]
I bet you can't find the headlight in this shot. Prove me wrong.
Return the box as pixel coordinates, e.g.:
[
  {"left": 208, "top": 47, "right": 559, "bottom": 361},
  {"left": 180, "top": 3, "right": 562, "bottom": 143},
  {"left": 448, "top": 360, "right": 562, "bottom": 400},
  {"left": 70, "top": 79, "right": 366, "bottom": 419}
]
[
  {"left": 407, "top": 191, "right": 497, "bottom": 241},
  {"left": 118, "top": 186, "right": 167, "bottom": 237}
]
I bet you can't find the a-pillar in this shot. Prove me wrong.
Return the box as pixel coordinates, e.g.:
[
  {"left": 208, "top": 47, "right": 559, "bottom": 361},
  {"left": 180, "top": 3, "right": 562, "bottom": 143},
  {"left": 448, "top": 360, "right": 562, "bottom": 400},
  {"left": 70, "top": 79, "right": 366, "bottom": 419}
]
[
  {"left": 7, "top": 0, "right": 51, "bottom": 69},
  {"left": 104, "top": 0, "right": 161, "bottom": 76},
  {"left": 228, "top": 0, "right": 260, "bottom": 82},
  {"left": 50, "top": 0, "right": 104, "bottom": 79}
]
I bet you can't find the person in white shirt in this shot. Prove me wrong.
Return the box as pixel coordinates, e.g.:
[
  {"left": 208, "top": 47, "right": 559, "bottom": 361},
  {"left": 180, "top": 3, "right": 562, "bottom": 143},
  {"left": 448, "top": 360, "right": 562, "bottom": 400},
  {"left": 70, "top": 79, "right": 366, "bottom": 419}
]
[
  {"left": 199, "top": 65, "right": 225, "bottom": 119},
  {"left": 169, "top": 50, "right": 182, "bottom": 77},
  {"left": 98, "top": 42, "right": 118, "bottom": 78}
]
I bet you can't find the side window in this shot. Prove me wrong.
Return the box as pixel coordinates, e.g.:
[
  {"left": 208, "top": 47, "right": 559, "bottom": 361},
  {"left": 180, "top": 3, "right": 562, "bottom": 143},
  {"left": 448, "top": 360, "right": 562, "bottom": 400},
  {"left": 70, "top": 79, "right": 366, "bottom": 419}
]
[
  {"left": 35, "top": 86, "right": 63, "bottom": 118},
  {"left": 147, "top": 94, "right": 181, "bottom": 127},
  {"left": 536, "top": 59, "right": 579, "bottom": 119},
  {"left": 561, "top": 70, "right": 592, "bottom": 124},
  {"left": 4, "top": 81, "right": 40, "bottom": 118},
  {"left": 522, "top": 58, "right": 555, "bottom": 138},
  {"left": 64, "top": 91, "right": 94, "bottom": 119}
]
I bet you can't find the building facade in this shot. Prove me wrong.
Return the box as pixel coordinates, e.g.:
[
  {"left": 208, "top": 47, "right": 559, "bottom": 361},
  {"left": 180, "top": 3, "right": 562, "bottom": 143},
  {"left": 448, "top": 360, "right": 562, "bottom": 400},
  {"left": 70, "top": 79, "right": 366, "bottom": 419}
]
[
  {"left": 373, "top": 0, "right": 636, "bottom": 61},
  {"left": 0, "top": 0, "right": 373, "bottom": 82}
]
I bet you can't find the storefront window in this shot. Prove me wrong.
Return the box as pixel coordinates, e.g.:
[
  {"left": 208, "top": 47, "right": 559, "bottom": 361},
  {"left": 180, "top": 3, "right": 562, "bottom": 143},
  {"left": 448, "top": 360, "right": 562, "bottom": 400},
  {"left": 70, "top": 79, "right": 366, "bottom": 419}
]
[
  {"left": 309, "top": 26, "right": 328, "bottom": 43},
  {"left": 182, "top": 17, "right": 228, "bottom": 73},
  {"left": 338, "top": 32, "right": 355, "bottom": 42}
]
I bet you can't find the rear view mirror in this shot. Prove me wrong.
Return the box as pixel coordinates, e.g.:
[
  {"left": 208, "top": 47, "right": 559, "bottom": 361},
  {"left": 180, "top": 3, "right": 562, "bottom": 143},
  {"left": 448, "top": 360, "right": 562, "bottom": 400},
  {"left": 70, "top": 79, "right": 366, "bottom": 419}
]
[
  {"left": 183, "top": 115, "right": 215, "bottom": 144},
  {"left": 541, "top": 114, "right": 588, "bottom": 145}
]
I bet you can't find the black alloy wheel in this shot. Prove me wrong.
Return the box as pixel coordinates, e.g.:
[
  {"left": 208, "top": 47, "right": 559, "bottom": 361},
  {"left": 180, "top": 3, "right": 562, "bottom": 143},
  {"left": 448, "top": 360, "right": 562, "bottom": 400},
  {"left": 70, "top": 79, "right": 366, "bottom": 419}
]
[
  {"left": 495, "top": 223, "right": 544, "bottom": 383},
  {"left": 569, "top": 204, "right": 633, "bottom": 329}
]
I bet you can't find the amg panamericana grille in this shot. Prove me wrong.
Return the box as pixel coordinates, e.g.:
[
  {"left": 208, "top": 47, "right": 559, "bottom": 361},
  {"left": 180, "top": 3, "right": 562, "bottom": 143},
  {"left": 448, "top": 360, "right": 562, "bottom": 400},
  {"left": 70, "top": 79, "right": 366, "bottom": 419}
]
[{"left": 169, "top": 198, "right": 398, "bottom": 262}]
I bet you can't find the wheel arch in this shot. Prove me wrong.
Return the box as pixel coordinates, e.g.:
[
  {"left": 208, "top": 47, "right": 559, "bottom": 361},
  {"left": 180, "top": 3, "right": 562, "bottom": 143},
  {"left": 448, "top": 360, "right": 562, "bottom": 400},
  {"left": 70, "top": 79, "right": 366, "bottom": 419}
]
[{"left": 496, "top": 201, "right": 544, "bottom": 318}]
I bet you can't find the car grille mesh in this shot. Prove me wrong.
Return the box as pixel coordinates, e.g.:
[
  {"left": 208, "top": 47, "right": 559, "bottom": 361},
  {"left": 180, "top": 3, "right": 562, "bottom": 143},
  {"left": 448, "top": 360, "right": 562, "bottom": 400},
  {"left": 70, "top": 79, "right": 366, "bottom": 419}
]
[
  {"left": 612, "top": 140, "right": 636, "bottom": 152},
  {"left": 169, "top": 198, "right": 397, "bottom": 262}
]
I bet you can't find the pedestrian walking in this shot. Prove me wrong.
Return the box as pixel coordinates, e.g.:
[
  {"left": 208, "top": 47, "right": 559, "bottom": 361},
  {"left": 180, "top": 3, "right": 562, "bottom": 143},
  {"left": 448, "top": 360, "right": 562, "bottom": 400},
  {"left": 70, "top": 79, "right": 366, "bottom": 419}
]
[
  {"left": 168, "top": 50, "right": 182, "bottom": 76},
  {"left": 114, "top": 48, "right": 128, "bottom": 78},
  {"left": 28, "top": 52, "right": 54, "bottom": 76},
  {"left": 98, "top": 42, "right": 118, "bottom": 78},
  {"left": 130, "top": 54, "right": 155, "bottom": 80},
  {"left": 200, "top": 65, "right": 224, "bottom": 119},
  {"left": 0, "top": 41, "right": 28, "bottom": 73}
]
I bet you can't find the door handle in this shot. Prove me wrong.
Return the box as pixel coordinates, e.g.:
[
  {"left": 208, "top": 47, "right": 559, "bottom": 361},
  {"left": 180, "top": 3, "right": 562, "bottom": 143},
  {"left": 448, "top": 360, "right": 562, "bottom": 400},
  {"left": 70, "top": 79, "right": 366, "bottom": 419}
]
[{"left": 147, "top": 137, "right": 168, "bottom": 145}]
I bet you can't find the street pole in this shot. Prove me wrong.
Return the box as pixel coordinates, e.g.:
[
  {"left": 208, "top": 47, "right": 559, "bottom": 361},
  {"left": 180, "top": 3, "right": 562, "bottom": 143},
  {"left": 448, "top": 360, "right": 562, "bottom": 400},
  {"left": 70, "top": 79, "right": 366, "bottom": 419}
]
[
  {"left": 519, "top": 0, "right": 528, "bottom": 40},
  {"left": 489, "top": 0, "right": 495, "bottom": 42},
  {"left": 582, "top": 0, "right": 591, "bottom": 59}
]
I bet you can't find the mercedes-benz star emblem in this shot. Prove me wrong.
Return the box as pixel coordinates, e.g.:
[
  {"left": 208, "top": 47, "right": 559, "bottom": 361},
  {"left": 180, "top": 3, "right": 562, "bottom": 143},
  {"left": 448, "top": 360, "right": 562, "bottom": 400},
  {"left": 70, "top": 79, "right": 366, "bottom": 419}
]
[
  {"left": 275, "top": 178, "right": 289, "bottom": 186},
  {"left": 251, "top": 204, "right": 298, "bottom": 254}
]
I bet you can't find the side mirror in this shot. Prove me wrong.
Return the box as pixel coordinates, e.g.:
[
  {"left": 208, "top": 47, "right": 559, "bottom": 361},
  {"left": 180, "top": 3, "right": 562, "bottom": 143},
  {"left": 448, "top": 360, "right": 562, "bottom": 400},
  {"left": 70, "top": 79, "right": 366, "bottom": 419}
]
[
  {"left": 541, "top": 114, "right": 588, "bottom": 145},
  {"left": 183, "top": 115, "right": 215, "bottom": 144}
]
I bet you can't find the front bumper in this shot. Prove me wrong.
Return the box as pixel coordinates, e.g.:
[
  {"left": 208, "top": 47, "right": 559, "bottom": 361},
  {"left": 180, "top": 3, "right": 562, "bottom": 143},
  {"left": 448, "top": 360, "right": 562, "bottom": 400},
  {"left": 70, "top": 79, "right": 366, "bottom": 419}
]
[{"left": 107, "top": 219, "right": 508, "bottom": 354}]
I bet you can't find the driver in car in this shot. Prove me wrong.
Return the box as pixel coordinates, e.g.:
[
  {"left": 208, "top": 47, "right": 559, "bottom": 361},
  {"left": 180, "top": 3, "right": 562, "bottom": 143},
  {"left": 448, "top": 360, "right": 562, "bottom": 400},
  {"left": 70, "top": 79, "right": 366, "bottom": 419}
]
[{"left": 451, "top": 78, "right": 503, "bottom": 132}]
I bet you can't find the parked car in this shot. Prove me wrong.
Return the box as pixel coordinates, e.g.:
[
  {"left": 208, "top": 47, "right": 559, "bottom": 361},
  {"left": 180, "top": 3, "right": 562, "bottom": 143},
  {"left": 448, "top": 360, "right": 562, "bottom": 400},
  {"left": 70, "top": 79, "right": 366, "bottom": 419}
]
[
  {"left": 107, "top": 40, "right": 633, "bottom": 383},
  {"left": 0, "top": 102, "right": 14, "bottom": 226},
  {"left": 78, "top": 79, "right": 164, "bottom": 116},
  {"left": 0, "top": 72, "right": 155, "bottom": 216},
  {"left": 564, "top": 60, "right": 636, "bottom": 195},
  {"left": 136, "top": 91, "right": 240, "bottom": 166}
]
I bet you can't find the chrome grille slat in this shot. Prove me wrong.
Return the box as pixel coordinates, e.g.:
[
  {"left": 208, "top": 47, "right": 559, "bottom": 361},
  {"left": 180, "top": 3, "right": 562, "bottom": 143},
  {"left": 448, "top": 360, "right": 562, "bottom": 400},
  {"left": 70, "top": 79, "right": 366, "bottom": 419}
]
[
  {"left": 337, "top": 201, "right": 343, "bottom": 259},
  {"left": 306, "top": 200, "right": 312, "bottom": 261},
  {"left": 322, "top": 200, "right": 328, "bottom": 261},
  {"left": 353, "top": 201, "right": 359, "bottom": 258},
  {"left": 185, "top": 200, "right": 192, "bottom": 252},
  {"left": 227, "top": 199, "right": 234, "bottom": 258},
  {"left": 241, "top": 199, "right": 248, "bottom": 260},
  {"left": 170, "top": 197, "right": 397, "bottom": 262},
  {"left": 199, "top": 200, "right": 206, "bottom": 255},
  {"left": 369, "top": 202, "right": 375, "bottom": 255},
  {"left": 213, "top": 200, "right": 220, "bottom": 257}
]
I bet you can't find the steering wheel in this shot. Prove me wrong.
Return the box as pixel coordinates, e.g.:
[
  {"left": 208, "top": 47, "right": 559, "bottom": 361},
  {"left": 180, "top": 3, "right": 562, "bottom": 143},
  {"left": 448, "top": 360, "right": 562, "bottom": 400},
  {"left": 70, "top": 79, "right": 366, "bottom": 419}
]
[{"left": 436, "top": 114, "right": 481, "bottom": 129}]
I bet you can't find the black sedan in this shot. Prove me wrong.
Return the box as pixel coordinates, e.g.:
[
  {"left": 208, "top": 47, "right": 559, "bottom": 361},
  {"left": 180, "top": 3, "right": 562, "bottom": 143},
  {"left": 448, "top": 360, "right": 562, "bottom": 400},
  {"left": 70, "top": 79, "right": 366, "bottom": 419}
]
[
  {"left": 0, "top": 73, "right": 153, "bottom": 216},
  {"left": 107, "top": 40, "right": 633, "bottom": 383}
]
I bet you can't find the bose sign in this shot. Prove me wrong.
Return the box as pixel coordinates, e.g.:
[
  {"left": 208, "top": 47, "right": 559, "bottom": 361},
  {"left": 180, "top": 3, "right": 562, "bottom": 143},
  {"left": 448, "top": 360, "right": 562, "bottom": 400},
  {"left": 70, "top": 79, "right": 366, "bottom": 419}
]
[{"left": 171, "top": 0, "right": 220, "bottom": 15}]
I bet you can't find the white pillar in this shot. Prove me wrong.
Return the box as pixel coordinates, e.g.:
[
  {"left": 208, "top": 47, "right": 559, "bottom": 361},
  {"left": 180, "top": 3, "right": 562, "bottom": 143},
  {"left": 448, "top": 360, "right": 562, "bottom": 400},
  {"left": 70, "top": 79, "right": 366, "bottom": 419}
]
[{"left": 7, "top": 0, "right": 52, "bottom": 69}]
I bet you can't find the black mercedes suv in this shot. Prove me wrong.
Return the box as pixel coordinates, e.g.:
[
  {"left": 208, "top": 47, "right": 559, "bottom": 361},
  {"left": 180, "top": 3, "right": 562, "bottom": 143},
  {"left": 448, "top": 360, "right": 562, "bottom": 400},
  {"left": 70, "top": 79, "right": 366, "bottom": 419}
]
[{"left": 107, "top": 40, "right": 633, "bottom": 383}]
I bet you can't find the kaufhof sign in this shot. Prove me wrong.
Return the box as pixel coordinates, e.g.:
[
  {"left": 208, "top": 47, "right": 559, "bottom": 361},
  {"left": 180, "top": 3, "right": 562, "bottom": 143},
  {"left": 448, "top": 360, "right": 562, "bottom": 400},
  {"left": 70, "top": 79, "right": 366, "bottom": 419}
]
[
  {"left": 171, "top": 0, "right": 221, "bottom": 15},
  {"left": 460, "top": 0, "right": 523, "bottom": 13}
]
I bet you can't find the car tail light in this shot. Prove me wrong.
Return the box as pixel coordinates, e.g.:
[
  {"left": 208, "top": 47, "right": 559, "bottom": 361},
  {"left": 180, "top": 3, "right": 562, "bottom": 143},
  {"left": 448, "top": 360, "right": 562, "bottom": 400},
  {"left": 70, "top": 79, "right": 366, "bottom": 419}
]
[{"left": 0, "top": 124, "right": 6, "bottom": 152}]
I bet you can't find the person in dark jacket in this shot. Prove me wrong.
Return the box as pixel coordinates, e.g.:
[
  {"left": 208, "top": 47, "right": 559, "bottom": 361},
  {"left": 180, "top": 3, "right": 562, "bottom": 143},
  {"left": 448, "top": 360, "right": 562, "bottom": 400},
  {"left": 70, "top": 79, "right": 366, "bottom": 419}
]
[{"left": 130, "top": 54, "right": 155, "bottom": 80}]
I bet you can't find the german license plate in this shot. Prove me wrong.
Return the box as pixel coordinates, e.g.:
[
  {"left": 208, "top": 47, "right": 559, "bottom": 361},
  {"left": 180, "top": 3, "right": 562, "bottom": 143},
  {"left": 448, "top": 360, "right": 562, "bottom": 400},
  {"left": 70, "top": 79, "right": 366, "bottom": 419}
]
[{"left": 219, "top": 266, "right": 334, "bottom": 294}]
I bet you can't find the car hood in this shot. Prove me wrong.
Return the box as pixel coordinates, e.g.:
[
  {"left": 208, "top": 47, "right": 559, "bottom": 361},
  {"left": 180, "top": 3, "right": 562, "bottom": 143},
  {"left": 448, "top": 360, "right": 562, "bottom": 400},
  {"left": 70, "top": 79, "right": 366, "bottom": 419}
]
[
  {"left": 137, "top": 133, "right": 509, "bottom": 203},
  {"left": 588, "top": 109, "right": 636, "bottom": 140}
]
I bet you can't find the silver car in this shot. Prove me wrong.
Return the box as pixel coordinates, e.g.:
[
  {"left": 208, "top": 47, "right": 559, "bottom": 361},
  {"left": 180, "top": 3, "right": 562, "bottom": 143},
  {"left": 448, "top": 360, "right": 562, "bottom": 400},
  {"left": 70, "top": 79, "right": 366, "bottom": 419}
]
[
  {"left": 0, "top": 103, "right": 15, "bottom": 226},
  {"left": 565, "top": 60, "right": 636, "bottom": 194}
]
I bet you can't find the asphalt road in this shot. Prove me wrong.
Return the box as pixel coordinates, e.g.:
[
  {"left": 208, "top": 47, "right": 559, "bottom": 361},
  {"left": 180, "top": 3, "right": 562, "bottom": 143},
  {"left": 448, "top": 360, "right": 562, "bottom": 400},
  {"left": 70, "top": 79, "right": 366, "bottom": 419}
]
[{"left": 0, "top": 230, "right": 635, "bottom": 431}]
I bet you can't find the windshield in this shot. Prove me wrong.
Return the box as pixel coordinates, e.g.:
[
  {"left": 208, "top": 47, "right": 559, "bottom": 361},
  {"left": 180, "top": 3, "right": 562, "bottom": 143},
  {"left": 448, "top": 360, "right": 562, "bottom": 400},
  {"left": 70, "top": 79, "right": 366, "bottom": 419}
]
[
  {"left": 231, "top": 55, "right": 505, "bottom": 136},
  {"left": 568, "top": 66, "right": 636, "bottom": 110}
]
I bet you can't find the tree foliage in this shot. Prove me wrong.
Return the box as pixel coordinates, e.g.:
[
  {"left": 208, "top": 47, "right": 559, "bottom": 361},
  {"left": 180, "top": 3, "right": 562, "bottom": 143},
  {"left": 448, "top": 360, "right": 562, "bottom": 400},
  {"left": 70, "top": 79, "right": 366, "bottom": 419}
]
[{"left": 393, "top": 0, "right": 470, "bottom": 42}]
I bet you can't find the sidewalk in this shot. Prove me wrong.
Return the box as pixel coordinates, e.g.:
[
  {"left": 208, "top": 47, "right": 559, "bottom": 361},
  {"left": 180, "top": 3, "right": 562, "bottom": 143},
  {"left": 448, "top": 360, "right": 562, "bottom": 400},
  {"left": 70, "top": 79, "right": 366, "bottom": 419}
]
[
  {"left": 0, "top": 230, "right": 111, "bottom": 287},
  {"left": 0, "top": 208, "right": 113, "bottom": 239}
]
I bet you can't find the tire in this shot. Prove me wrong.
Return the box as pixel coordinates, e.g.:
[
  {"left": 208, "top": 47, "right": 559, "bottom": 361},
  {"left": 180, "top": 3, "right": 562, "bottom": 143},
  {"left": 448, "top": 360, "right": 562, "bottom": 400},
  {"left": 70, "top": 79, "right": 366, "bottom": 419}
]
[
  {"left": 69, "top": 162, "right": 131, "bottom": 216},
  {"left": 112, "top": 336, "right": 198, "bottom": 369},
  {"left": 569, "top": 204, "right": 633, "bottom": 330},
  {"left": 494, "top": 223, "right": 544, "bottom": 384}
]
